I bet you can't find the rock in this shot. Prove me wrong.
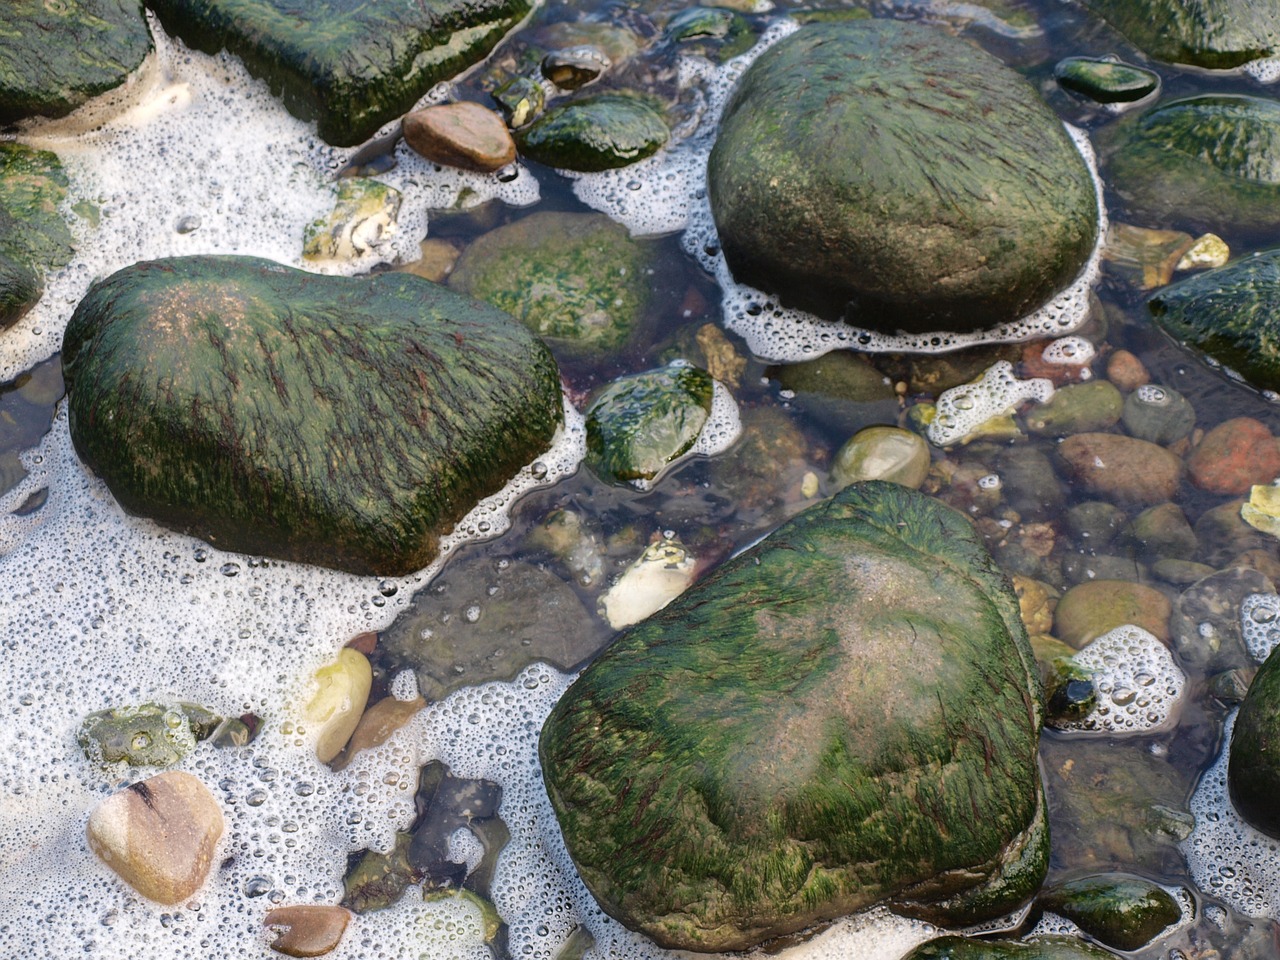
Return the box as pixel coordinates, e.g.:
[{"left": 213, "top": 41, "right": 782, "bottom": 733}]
[
  {"left": 61, "top": 255, "right": 562, "bottom": 576},
  {"left": 1102, "top": 222, "right": 1196, "bottom": 290},
  {"left": 1106, "top": 350, "right": 1149, "bottom": 392},
  {"left": 1014, "top": 576, "right": 1059, "bottom": 636},
  {"left": 1231, "top": 644, "right": 1280, "bottom": 837},
  {"left": 997, "top": 446, "right": 1066, "bottom": 523},
  {"left": 1209, "top": 667, "right": 1255, "bottom": 704},
  {"left": 0, "top": 143, "right": 75, "bottom": 329},
  {"left": 584, "top": 362, "right": 714, "bottom": 485},
  {"left": 666, "top": 7, "right": 741, "bottom": 43},
  {"left": 903, "top": 935, "right": 1120, "bottom": 958},
  {"left": 381, "top": 556, "right": 606, "bottom": 701},
  {"left": 86, "top": 771, "right": 224, "bottom": 904},
  {"left": 1196, "top": 501, "right": 1277, "bottom": 566},
  {"left": 1043, "top": 656, "right": 1097, "bottom": 726},
  {"left": 1243, "top": 483, "right": 1280, "bottom": 537},
  {"left": 1060, "top": 553, "right": 1146, "bottom": 585},
  {"left": 78, "top": 702, "right": 220, "bottom": 768},
  {"left": 1104, "top": 97, "right": 1280, "bottom": 236},
  {"left": 492, "top": 76, "right": 545, "bottom": 128},
  {"left": 525, "top": 507, "right": 606, "bottom": 586},
  {"left": 1039, "top": 875, "right": 1180, "bottom": 951},
  {"left": 706, "top": 405, "right": 819, "bottom": 526},
  {"left": 265, "top": 905, "right": 352, "bottom": 957},
  {"left": 774, "top": 352, "right": 895, "bottom": 403},
  {"left": 1169, "top": 566, "right": 1272, "bottom": 670},
  {"left": 1177, "top": 233, "right": 1230, "bottom": 271},
  {"left": 146, "top": 0, "right": 531, "bottom": 146},
  {"left": 1054, "top": 580, "right": 1172, "bottom": 649},
  {"left": 541, "top": 46, "right": 610, "bottom": 89},
  {"left": 599, "top": 537, "right": 697, "bottom": 629},
  {"left": 397, "top": 238, "right": 460, "bottom": 283},
  {"left": 402, "top": 102, "right": 516, "bottom": 173},
  {"left": 830, "top": 426, "right": 930, "bottom": 490},
  {"left": 695, "top": 323, "right": 747, "bottom": 390},
  {"left": 1188, "top": 418, "right": 1280, "bottom": 495},
  {"left": 515, "top": 94, "right": 668, "bottom": 171},
  {"left": 1056, "top": 433, "right": 1184, "bottom": 507},
  {"left": 1024, "top": 382, "right": 1123, "bottom": 437},
  {"left": 1120, "top": 385, "right": 1195, "bottom": 446},
  {"left": 1116, "top": 502, "right": 1197, "bottom": 561},
  {"left": 0, "top": 0, "right": 152, "bottom": 124},
  {"left": 332, "top": 696, "right": 425, "bottom": 771},
  {"left": 540, "top": 482, "right": 1046, "bottom": 950},
  {"left": 1153, "top": 558, "right": 1216, "bottom": 585},
  {"left": 449, "top": 211, "right": 653, "bottom": 357},
  {"left": 302, "top": 179, "right": 401, "bottom": 262},
  {"left": 706, "top": 20, "right": 1097, "bottom": 334},
  {"left": 1150, "top": 250, "right": 1280, "bottom": 392},
  {"left": 304, "top": 648, "right": 372, "bottom": 763},
  {"left": 1054, "top": 57, "right": 1158, "bottom": 103},
  {"left": 909, "top": 344, "right": 1024, "bottom": 394},
  {"left": 1081, "top": 0, "right": 1280, "bottom": 68},
  {"left": 1066, "top": 501, "right": 1127, "bottom": 550}
]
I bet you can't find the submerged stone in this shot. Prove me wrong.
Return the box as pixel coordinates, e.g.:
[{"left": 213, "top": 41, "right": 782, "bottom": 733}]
[
  {"left": 0, "top": 0, "right": 152, "bottom": 124},
  {"left": 1038, "top": 874, "right": 1180, "bottom": 951},
  {"left": 707, "top": 20, "right": 1097, "bottom": 334},
  {"left": 448, "top": 211, "right": 653, "bottom": 357},
  {"left": 145, "top": 0, "right": 532, "bottom": 145},
  {"left": 515, "top": 94, "right": 669, "bottom": 171},
  {"left": 903, "top": 935, "right": 1121, "bottom": 959},
  {"left": 1081, "top": 0, "right": 1280, "bottom": 68},
  {"left": 61, "top": 255, "right": 562, "bottom": 576},
  {"left": 830, "top": 426, "right": 930, "bottom": 489},
  {"left": 0, "top": 143, "right": 75, "bottom": 329},
  {"left": 1230, "top": 644, "right": 1280, "bottom": 837},
  {"left": 1054, "top": 57, "right": 1158, "bottom": 104},
  {"left": 540, "top": 482, "right": 1045, "bottom": 951}
]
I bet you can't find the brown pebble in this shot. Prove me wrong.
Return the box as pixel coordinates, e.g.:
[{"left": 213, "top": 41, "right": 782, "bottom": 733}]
[
  {"left": 265, "top": 905, "right": 352, "bottom": 957},
  {"left": 1019, "top": 340, "right": 1091, "bottom": 385},
  {"left": 1054, "top": 579, "right": 1173, "bottom": 648},
  {"left": 330, "top": 696, "right": 426, "bottom": 771},
  {"left": 344, "top": 631, "right": 378, "bottom": 655},
  {"left": 1057, "top": 433, "right": 1184, "bottom": 507},
  {"left": 1188, "top": 417, "right": 1280, "bottom": 495},
  {"left": 403, "top": 102, "right": 516, "bottom": 173},
  {"left": 1106, "top": 349, "right": 1149, "bottom": 392},
  {"left": 86, "top": 771, "right": 223, "bottom": 904}
]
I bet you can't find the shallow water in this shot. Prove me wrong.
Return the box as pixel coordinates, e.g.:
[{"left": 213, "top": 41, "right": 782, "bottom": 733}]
[{"left": 5, "top": 2, "right": 1280, "bottom": 959}]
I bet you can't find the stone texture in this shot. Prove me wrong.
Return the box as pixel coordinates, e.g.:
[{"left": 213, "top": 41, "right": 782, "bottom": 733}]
[
  {"left": 1188, "top": 418, "right": 1280, "bottom": 494},
  {"left": 403, "top": 102, "right": 516, "bottom": 173},
  {"left": 516, "top": 94, "right": 668, "bottom": 171},
  {"left": 1082, "top": 0, "right": 1280, "bottom": 68},
  {"left": 903, "top": 935, "right": 1121, "bottom": 959},
  {"left": 265, "top": 905, "right": 352, "bottom": 957},
  {"left": 1054, "top": 580, "right": 1172, "bottom": 649},
  {"left": 1039, "top": 875, "right": 1179, "bottom": 951},
  {"left": 1056, "top": 433, "right": 1184, "bottom": 507},
  {"left": 1231, "top": 644, "right": 1280, "bottom": 837},
  {"left": 1054, "top": 57, "right": 1158, "bottom": 103},
  {"left": 0, "top": 143, "right": 75, "bottom": 329}
]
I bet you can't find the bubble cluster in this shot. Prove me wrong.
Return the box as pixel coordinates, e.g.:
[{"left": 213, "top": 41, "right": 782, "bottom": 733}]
[
  {"left": 1244, "top": 57, "right": 1280, "bottom": 83},
  {"left": 1056, "top": 625, "right": 1186, "bottom": 734},
  {"left": 927, "top": 361, "right": 1054, "bottom": 447},
  {"left": 1241, "top": 593, "right": 1280, "bottom": 663},
  {"left": 1040, "top": 335, "right": 1096, "bottom": 367}
]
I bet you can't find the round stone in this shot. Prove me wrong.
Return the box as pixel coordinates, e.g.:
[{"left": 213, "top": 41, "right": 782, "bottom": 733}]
[
  {"left": 830, "top": 426, "right": 930, "bottom": 490},
  {"left": 402, "top": 102, "right": 517, "bottom": 173}
]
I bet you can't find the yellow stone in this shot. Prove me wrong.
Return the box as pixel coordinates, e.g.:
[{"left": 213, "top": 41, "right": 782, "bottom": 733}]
[
  {"left": 1175, "top": 233, "right": 1229, "bottom": 272},
  {"left": 1242, "top": 484, "right": 1280, "bottom": 538},
  {"left": 304, "top": 648, "right": 373, "bottom": 762}
]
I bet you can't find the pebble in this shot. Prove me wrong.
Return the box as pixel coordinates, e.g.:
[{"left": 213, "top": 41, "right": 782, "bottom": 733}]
[
  {"left": 1152, "top": 558, "right": 1216, "bottom": 585},
  {"left": 1242, "top": 483, "right": 1280, "bottom": 538},
  {"left": 303, "top": 648, "right": 372, "bottom": 763},
  {"left": 830, "top": 426, "right": 930, "bottom": 490},
  {"left": 265, "top": 905, "right": 352, "bottom": 957},
  {"left": 86, "top": 771, "right": 224, "bottom": 904},
  {"left": 542, "top": 46, "right": 610, "bottom": 89},
  {"left": 1188, "top": 417, "right": 1280, "bottom": 495},
  {"left": 330, "top": 696, "right": 426, "bottom": 771},
  {"left": 1024, "top": 381, "right": 1122, "bottom": 436},
  {"left": 1061, "top": 552, "right": 1148, "bottom": 585},
  {"left": 398, "top": 238, "right": 460, "bottom": 283},
  {"left": 1057, "top": 433, "right": 1184, "bottom": 506},
  {"left": 402, "top": 102, "right": 517, "bottom": 173},
  {"left": 1175, "top": 233, "right": 1229, "bottom": 271},
  {"left": 1066, "top": 500, "right": 1127, "bottom": 549},
  {"left": 599, "top": 537, "right": 697, "bottom": 629},
  {"left": 1107, "top": 349, "right": 1150, "bottom": 392},
  {"left": 1054, "top": 579, "right": 1172, "bottom": 648},
  {"left": 1121, "top": 384, "right": 1195, "bottom": 445},
  {"left": 1116, "top": 502, "right": 1198, "bottom": 561}
]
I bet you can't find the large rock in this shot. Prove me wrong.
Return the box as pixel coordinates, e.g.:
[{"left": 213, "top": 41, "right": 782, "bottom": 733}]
[
  {"left": 540, "top": 482, "right": 1046, "bottom": 951},
  {"left": 0, "top": 0, "right": 152, "bottom": 124},
  {"left": 0, "top": 143, "right": 75, "bottom": 328},
  {"left": 1081, "top": 0, "right": 1280, "bottom": 69},
  {"left": 707, "top": 20, "right": 1097, "bottom": 335},
  {"left": 61, "top": 255, "right": 562, "bottom": 576},
  {"left": 145, "top": 0, "right": 532, "bottom": 145},
  {"left": 1229, "top": 644, "right": 1280, "bottom": 837},
  {"left": 1103, "top": 96, "right": 1280, "bottom": 236}
]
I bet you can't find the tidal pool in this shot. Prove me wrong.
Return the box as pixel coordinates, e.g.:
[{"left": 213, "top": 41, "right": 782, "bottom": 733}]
[{"left": 4, "top": 2, "right": 1280, "bottom": 960}]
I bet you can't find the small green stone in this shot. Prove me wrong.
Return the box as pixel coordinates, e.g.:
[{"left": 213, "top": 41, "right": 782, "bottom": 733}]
[
  {"left": 78, "top": 702, "right": 222, "bottom": 768},
  {"left": 1024, "top": 381, "right": 1123, "bottom": 437},
  {"left": 1054, "top": 57, "right": 1158, "bottom": 104},
  {"left": 1039, "top": 874, "right": 1181, "bottom": 951},
  {"left": 517, "top": 94, "right": 668, "bottom": 171},
  {"left": 1121, "top": 384, "right": 1195, "bottom": 445},
  {"left": 493, "top": 76, "right": 545, "bottom": 127}
]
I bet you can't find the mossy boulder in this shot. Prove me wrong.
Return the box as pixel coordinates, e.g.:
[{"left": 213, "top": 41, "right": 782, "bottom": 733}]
[
  {"left": 61, "top": 255, "right": 562, "bottom": 576},
  {"left": 1102, "top": 96, "right": 1280, "bottom": 236},
  {"left": 1081, "top": 0, "right": 1280, "bottom": 69},
  {"left": 448, "top": 212, "right": 654, "bottom": 357},
  {"left": 903, "top": 935, "right": 1120, "bottom": 959},
  {"left": 707, "top": 20, "right": 1097, "bottom": 334},
  {"left": 1148, "top": 249, "right": 1280, "bottom": 392},
  {"left": 0, "top": 143, "right": 75, "bottom": 328},
  {"left": 0, "top": 0, "right": 152, "bottom": 124},
  {"left": 540, "top": 482, "right": 1046, "bottom": 951},
  {"left": 1038, "top": 874, "right": 1180, "bottom": 951},
  {"left": 1229, "top": 644, "right": 1280, "bottom": 837},
  {"left": 515, "top": 94, "right": 669, "bottom": 171},
  {"left": 145, "top": 0, "right": 532, "bottom": 145}
]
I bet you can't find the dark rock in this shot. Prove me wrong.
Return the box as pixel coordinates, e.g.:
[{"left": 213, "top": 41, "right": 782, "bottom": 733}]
[
  {"left": 516, "top": 94, "right": 668, "bottom": 171},
  {"left": 666, "top": 7, "right": 738, "bottom": 42},
  {"left": 1231, "top": 644, "right": 1280, "bottom": 837},
  {"left": 1116, "top": 502, "right": 1197, "bottom": 562},
  {"left": 541, "top": 46, "right": 610, "bottom": 89},
  {"left": 1081, "top": 0, "right": 1280, "bottom": 68},
  {"left": 1043, "top": 657, "right": 1097, "bottom": 726},
  {"left": 146, "top": 0, "right": 531, "bottom": 145},
  {"left": 61, "top": 255, "right": 562, "bottom": 576},
  {"left": 707, "top": 20, "right": 1097, "bottom": 334},
  {"left": 1054, "top": 57, "right": 1158, "bottom": 103},
  {"left": 1039, "top": 874, "right": 1180, "bottom": 951},
  {"left": 1066, "top": 501, "right": 1127, "bottom": 550},
  {"left": 540, "top": 482, "right": 1045, "bottom": 950},
  {"left": 1023, "top": 381, "right": 1123, "bottom": 437},
  {"left": 997, "top": 446, "right": 1066, "bottom": 523},
  {"left": 902, "top": 934, "right": 1121, "bottom": 958}
]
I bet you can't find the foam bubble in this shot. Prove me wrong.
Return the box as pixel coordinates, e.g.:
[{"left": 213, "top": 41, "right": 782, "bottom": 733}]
[
  {"left": 1241, "top": 593, "right": 1280, "bottom": 663},
  {"left": 1040, "top": 336, "right": 1095, "bottom": 367},
  {"left": 927, "top": 361, "right": 1054, "bottom": 447},
  {"left": 1244, "top": 57, "right": 1280, "bottom": 83},
  {"left": 1054, "top": 625, "right": 1186, "bottom": 734}
]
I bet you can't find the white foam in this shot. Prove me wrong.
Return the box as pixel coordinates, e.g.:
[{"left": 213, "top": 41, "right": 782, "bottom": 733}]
[
  {"left": 1054, "top": 625, "right": 1186, "bottom": 734},
  {"left": 927, "top": 360, "right": 1054, "bottom": 447},
  {"left": 1040, "top": 336, "right": 1095, "bottom": 367},
  {"left": 1241, "top": 593, "right": 1280, "bottom": 663},
  {"left": 1244, "top": 57, "right": 1280, "bottom": 83}
]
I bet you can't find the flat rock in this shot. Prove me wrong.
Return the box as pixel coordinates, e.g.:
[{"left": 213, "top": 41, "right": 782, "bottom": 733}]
[
  {"left": 1082, "top": 0, "right": 1280, "bottom": 68},
  {"left": 265, "top": 905, "right": 352, "bottom": 957},
  {"left": 87, "top": 771, "right": 224, "bottom": 904},
  {"left": 403, "top": 102, "right": 516, "bottom": 173},
  {"left": 61, "top": 255, "right": 562, "bottom": 576}
]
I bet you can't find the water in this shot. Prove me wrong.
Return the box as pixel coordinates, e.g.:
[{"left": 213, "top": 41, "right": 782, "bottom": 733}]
[{"left": 3, "top": 1, "right": 1280, "bottom": 959}]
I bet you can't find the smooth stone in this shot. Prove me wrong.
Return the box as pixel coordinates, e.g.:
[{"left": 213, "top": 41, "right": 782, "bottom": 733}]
[
  {"left": 0, "top": 0, "right": 152, "bottom": 124},
  {"left": 1054, "top": 580, "right": 1171, "bottom": 648},
  {"left": 1106, "top": 349, "right": 1149, "bottom": 392},
  {"left": 265, "top": 905, "right": 353, "bottom": 957},
  {"left": 1024, "top": 382, "right": 1123, "bottom": 437},
  {"left": 302, "top": 178, "right": 401, "bottom": 262},
  {"left": 997, "top": 446, "right": 1066, "bottom": 523},
  {"left": 1043, "top": 656, "right": 1097, "bottom": 726},
  {"left": 87, "top": 771, "right": 224, "bottom": 904},
  {"left": 541, "top": 46, "right": 610, "bottom": 89},
  {"left": 1056, "top": 433, "right": 1184, "bottom": 507},
  {"left": 1061, "top": 553, "right": 1147, "bottom": 585},
  {"left": 147, "top": 0, "right": 531, "bottom": 145},
  {"left": 304, "top": 649, "right": 372, "bottom": 763},
  {"left": 774, "top": 353, "right": 896, "bottom": 403},
  {"left": 1150, "top": 250, "right": 1280, "bottom": 392},
  {"left": 448, "top": 211, "right": 653, "bottom": 356},
  {"left": 403, "top": 102, "right": 516, "bottom": 173},
  {"left": 1195, "top": 500, "right": 1275, "bottom": 567},
  {"left": 599, "top": 537, "right": 697, "bottom": 629},
  {"left": 1066, "top": 501, "right": 1127, "bottom": 550},
  {"left": 707, "top": 20, "right": 1097, "bottom": 334},
  {"left": 1188, "top": 418, "right": 1280, "bottom": 495},
  {"left": 1104, "top": 97, "right": 1280, "bottom": 235},
  {"left": 1243, "top": 483, "right": 1280, "bottom": 537},
  {"left": 1231, "top": 644, "right": 1280, "bottom": 837},
  {"left": 516, "top": 94, "right": 668, "bottom": 171},
  {"left": 584, "top": 362, "right": 714, "bottom": 485},
  {"left": 78, "top": 702, "right": 220, "bottom": 768},
  {"left": 1121, "top": 384, "right": 1195, "bottom": 446},
  {"left": 540, "top": 482, "right": 1046, "bottom": 950},
  {"left": 492, "top": 76, "right": 545, "bottom": 128},
  {"left": 0, "top": 144, "right": 75, "bottom": 329},
  {"left": 1039, "top": 875, "right": 1180, "bottom": 951},
  {"left": 901, "top": 934, "right": 1120, "bottom": 958},
  {"left": 1081, "top": 0, "right": 1280, "bottom": 68},
  {"left": 1169, "top": 566, "right": 1273, "bottom": 670},
  {"left": 397, "top": 238, "right": 460, "bottom": 283},
  {"left": 830, "top": 426, "right": 930, "bottom": 490},
  {"left": 331, "top": 696, "right": 425, "bottom": 771},
  {"left": 1152, "top": 558, "right": 1216, "bottom": 585},
  {"left": 61, "top": 255, "right": 562, "bottom": 576},
  {"left": 1177, "top": 232, "right": 1231, "bottom": 270},
  {"left": 1115, "top": 502, "right": 1197, "bottom": 561},
  {"left": 1054, "top": 57, "right": 1158, "bottom": 103}
]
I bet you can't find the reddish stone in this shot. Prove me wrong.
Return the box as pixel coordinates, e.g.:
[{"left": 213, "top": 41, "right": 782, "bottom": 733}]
[
  {"left": 1057, "top": 433, "right": 1184, "bottom": 506},
  {"left": 403, "top": 102, "right": 516, "bottom": 173},
  {"left": 1106, "top": 349, "right": 1149, "bottom": 392},
  {"left": 1188, "top": 417, "right": 1280, "bottom": 495},
  {"left": 344, "top": 631, "right": 377, "bottom": 655},
  {"left": 1019, "top": 339, "right": 1092, "bottom": 385}
]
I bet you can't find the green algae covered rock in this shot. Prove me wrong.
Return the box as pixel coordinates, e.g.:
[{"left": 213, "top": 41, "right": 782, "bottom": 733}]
[
  {"left": 61, "top": 255, "right": 562, "bottom": 576},
  {"left": 585, "top": 362, "right": 714, "bottom": 485},
  {"left": 1103, "top": 96, "right": 1280, "bottom": 236},
  {"left": 0, "top": 0, "right": 152, "bottom": 124},
  {"left": 903, "top": 935, "right": 1121, "bottom": 959},
  {"left": 515, "top": 94, "right": 669, "bottom": 171},
  {"left": 540, "top": 482, "right": 1046, "bottom": 951},
  {"left": 1054, "top": 57, "right": 1158, "bottom": 104},
  {"left": 0, "top": 143, "right": 75, "bottom": 328},
  {"left": 449, "top": 212, "right": 654, "bottom": 357},
  {"left": 1147, "top": 248, "right": 1280, "bottom": 392},
  {"left": 1038, "top": 874, "right": 1180, "bottom": 951},
  {"left": 78, "top": 702, "right": 221, "bottom": 768},
  {"left": 1229, "top": 644, "right": 1280, "bottom": 837},
  {"left": 145, "top": 0, "right": 532, "bottom": 146},
  {"left": 707, "top": 20, "right": 1097, "bottom": 335},
  {"left": 1081, "top": 0, "right": 1280, "bottom": 69}
]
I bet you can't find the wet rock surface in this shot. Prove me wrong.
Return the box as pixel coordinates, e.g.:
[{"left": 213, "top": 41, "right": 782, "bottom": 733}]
[
  {"left": 515, "top": 94, "right": 669, "bottom": 171},
  {"left": 1230, "top": 644, "right": 1280, "bottom": 837},
  {"left": 1038, "top": 874, "right": 1181, "bottom": 951},
  {"left": 1082, "top": 0, "right": 1280, "bottom": 68},
  {"left": 402, "top": 102, "right": 516, "bottom": 173}
]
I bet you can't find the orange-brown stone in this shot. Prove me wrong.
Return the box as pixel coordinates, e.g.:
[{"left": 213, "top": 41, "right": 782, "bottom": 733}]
[{"left": 403, "top": 102, "right": 516, "bottom": 173}]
